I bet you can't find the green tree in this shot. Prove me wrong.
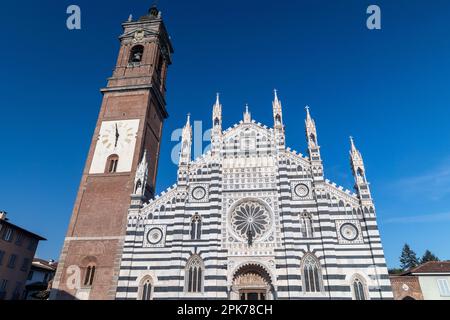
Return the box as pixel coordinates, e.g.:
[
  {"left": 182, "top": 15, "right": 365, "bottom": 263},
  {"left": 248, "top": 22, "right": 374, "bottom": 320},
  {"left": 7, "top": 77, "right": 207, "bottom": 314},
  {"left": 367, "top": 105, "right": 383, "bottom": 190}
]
[
  {"left": 400, "top": 244, "right": 419, "bottom": 270},
  {"left": 421, "top": 250, "right": 439, "bottom": 263},
  {"left": 388, "top": 268, "right": 404, "bottom": 275}
]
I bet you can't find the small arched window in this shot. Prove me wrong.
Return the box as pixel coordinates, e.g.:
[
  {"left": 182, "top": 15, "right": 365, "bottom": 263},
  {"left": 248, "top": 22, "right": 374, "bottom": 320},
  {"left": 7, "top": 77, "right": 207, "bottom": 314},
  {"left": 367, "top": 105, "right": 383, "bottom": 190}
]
[
  {"left": 129, "top": 45, "right": 144, "bottom": 64},
  {"left": 302, "top": 254, "right": 322, "bottom": 293},
  {"left": 309, "top": 133, "right": 316, "bottom": 145},
  {"left": 275, "top": 114, "right": 281, "bottom": 124},
  {"left": 135, "top": 179, "right": 142, "bottom": 194},
  {"left": 346, "top": 204, "right": 352, "bottom": 215},
  {"left": 185, "top": 255, "right": 204, "bottom": 293},
  {"left": 214, "top": 118, "right": 220, "bottom": 126},
  {"left": 138, "top": 276, "right": 153, "bottom": 300},
  {"left": 84, "top": 264, "right": 96, "bottom": 287},
  {"left": 338, "top": 200, "right": 345, "bottom": 212},
  {"left": 300, "top": 212, "right": 313, "bottom": 238},
  {"left": 190, "top": 213, "right": 202, "bottom": 240},
  {"left": 352, "top": 276, "right": 368, "bottom": 300},
  {"left": 357, "top": 167, "right": 364, "bottom": 178},
  {"left": 106, "top": 154, "right": 119, "bottom": 173}
]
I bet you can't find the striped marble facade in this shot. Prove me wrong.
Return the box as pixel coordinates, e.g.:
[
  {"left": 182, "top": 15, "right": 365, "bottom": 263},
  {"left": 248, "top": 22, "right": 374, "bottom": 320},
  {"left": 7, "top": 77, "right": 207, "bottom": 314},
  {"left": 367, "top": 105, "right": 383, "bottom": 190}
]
[{"left": 115, "top": 93, "right": 393, "bottom": 300}]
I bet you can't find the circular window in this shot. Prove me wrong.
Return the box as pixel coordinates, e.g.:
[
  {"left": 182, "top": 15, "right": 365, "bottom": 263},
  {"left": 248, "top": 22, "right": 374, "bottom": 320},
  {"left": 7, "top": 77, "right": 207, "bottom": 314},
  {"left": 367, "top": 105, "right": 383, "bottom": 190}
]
[
  {"left": 294, "top": 183, "right": 309, "bottom": 198},
  {"left": 192, "top": 186, "right": 206, "bottom": 200},
  {"left": 147, "top": 227, "right": 163, "bottom": 245},
  {"left": 340, "top": 223, "right": 359, "bottom": 241},
  {"left": 230, "top": 199, "right": 272, "bottom": 242}
]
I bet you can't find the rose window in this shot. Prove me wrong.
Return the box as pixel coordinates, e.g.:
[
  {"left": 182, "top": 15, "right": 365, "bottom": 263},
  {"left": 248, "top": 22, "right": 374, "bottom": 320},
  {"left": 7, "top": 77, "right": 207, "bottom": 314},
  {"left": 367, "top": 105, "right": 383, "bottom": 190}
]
[{"left": 230, "top": 200, "right": 271, "bottom": 241}]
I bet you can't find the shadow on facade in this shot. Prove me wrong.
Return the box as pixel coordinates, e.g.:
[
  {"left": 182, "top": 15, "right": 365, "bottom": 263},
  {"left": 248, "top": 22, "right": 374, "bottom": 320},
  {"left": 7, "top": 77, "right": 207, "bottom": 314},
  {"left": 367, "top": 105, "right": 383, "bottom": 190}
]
[{"left": 49, "top": 289, "right": 78, "bottom": 300}]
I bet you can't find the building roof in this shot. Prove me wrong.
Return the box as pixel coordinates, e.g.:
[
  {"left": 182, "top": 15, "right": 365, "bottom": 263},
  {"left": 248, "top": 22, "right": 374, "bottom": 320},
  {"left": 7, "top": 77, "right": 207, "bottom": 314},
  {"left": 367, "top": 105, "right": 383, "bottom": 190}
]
[
  {"left": 0, "top": 219, "right": 46, "bottom": 241},
  {"left": 403, "top": 261, "right": 450, "bottom": 275},
  {"left": 32, "top": 258, "right": 58, "bottom": 271}
]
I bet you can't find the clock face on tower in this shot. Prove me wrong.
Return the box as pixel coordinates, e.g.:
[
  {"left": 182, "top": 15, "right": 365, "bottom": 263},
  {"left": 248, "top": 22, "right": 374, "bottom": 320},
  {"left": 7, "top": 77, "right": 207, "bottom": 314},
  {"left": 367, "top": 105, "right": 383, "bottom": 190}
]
[
  {"left": 100, "top": 121, "right": 136, "bottom": 152},
  {"left": 89, "top": 119, "right": 140, "bottom": 174}
]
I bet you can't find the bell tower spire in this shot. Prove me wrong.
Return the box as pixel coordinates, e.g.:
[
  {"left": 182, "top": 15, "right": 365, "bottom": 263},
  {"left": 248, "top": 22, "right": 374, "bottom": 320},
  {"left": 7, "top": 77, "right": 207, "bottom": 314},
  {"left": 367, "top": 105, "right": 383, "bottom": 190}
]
[{"left": 51, "top": 6, "right": 174, "bottom": 300}]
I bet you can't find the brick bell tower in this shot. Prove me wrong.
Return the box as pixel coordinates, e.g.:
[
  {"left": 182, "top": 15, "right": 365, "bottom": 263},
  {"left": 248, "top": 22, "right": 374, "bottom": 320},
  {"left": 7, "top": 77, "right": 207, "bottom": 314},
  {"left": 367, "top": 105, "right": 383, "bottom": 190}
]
[{"left": 51, "top": 6, "right": 174, "bottom": 300}]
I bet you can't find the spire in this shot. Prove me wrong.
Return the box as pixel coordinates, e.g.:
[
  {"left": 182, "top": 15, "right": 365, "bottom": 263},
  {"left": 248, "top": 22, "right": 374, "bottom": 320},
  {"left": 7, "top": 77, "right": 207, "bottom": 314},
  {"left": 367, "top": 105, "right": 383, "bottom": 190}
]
[
  {"left": 349, "top": 136, "right": 363, "bottom": 165},
  {"left": 273, "top": 89, "right": 283, "bottom": 127},
  {"left": 305, "top": 105, "right": 313, "bottom": 125},
  {"left": 304, "top": 106, "right": 324, "bottom": 180},
  {"left": 305, "top": 106, "right": 318, "bottom": 149},
  {"left": 183, "top": 113, "right": 192, "bottom": 132},
  {"left": 274, "top": 89, "right": 280, "bottom": 104},
  {"left": 213, "top": 93, "right": 222, "bottom": 128},
  {"left": 179, "top": 114, "right": 192, "bottom": 166},
  {"left": 349, "top": 136, "right": 373, "bottom": 208},
  {"left": 211, "top": 93, "right": 223, "bottom": 156},
  {"left": 350, "top": 136, "right": 356, "bottom": 151},
  {"left": 134, "top": 150, "right": 148, "bottom": 197},
  {"left": 215, "top": 92, "right": 220, "bottom": 107},
  {"left": 141, "top": 149, "right": 148, "bottom": 165},
  {"left": 243, "top": 103, "right": 251, "bottom": 123},
  {"left": 272, "top": 89, "right": 285, "bottom": 150}
]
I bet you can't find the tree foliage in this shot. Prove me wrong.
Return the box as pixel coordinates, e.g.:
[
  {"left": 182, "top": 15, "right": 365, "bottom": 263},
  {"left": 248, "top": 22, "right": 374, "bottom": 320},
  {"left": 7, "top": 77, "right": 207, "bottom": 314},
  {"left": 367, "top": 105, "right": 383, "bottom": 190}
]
[
  {"left": 421, "top": 250, "right": 439, "bottom": 263},
  {"left": 400, "top": 243, "right": 419, "bottom": 270}
]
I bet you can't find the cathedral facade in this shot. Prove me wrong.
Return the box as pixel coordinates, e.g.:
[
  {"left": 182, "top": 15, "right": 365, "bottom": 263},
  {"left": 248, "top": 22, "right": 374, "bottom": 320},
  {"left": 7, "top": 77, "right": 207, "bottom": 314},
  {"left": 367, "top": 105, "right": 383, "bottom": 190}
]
[
  {"left": 51, "top": 6, "right": 392, "bottom": 301},
  {"left": 116, "top": 93, "right": 393, "bottom": 300}
]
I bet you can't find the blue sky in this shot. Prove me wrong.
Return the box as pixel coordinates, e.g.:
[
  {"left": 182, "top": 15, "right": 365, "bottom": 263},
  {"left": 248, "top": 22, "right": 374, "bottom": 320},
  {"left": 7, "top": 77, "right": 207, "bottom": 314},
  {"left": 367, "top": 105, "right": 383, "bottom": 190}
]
[{"left": 0, "top": 0, "right": 449, "bottom": 268}]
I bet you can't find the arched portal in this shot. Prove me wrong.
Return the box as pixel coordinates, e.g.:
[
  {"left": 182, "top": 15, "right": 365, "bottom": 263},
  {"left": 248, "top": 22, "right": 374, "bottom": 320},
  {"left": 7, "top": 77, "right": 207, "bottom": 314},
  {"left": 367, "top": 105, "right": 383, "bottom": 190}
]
[{"left": 231, "top": 263, "right": 274, "bottom": 300}]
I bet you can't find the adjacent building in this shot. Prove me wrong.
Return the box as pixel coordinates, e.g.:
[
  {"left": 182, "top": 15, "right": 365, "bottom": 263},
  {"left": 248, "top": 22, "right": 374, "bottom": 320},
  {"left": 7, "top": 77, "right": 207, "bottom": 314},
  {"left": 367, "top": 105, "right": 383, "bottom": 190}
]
[
  {"left": 391, "top": 261, "right": 450, "bottom": 300},
  {"left": 25, "top": 258, "right": 57, "bottom": 300},
  {"left": 0, "top": 212, "right": 46, "bottom": 300}
]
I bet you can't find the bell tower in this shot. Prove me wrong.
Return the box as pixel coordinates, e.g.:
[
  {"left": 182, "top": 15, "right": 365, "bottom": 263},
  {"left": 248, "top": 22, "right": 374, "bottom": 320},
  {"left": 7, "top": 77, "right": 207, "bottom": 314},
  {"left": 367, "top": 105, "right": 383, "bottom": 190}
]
[{"left": 51, "top": 6, "right": 174, "bottom": 300}]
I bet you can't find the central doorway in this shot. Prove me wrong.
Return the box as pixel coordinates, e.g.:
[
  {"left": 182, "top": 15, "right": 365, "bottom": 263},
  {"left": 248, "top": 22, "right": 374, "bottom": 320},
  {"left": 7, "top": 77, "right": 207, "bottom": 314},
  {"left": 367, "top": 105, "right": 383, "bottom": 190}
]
[
  {"left": 231, "top": 264, "right": 273, "bottom": 300},
  {"left": 240, "top": 290, "right": 266, "bottom": 300}
]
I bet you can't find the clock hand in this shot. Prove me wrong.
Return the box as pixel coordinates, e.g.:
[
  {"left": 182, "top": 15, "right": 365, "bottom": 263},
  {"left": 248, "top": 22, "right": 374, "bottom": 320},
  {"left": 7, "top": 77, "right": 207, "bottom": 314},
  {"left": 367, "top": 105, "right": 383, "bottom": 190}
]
[{"left": 115, "top": 123, "right": 120, "bottom": 148}]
